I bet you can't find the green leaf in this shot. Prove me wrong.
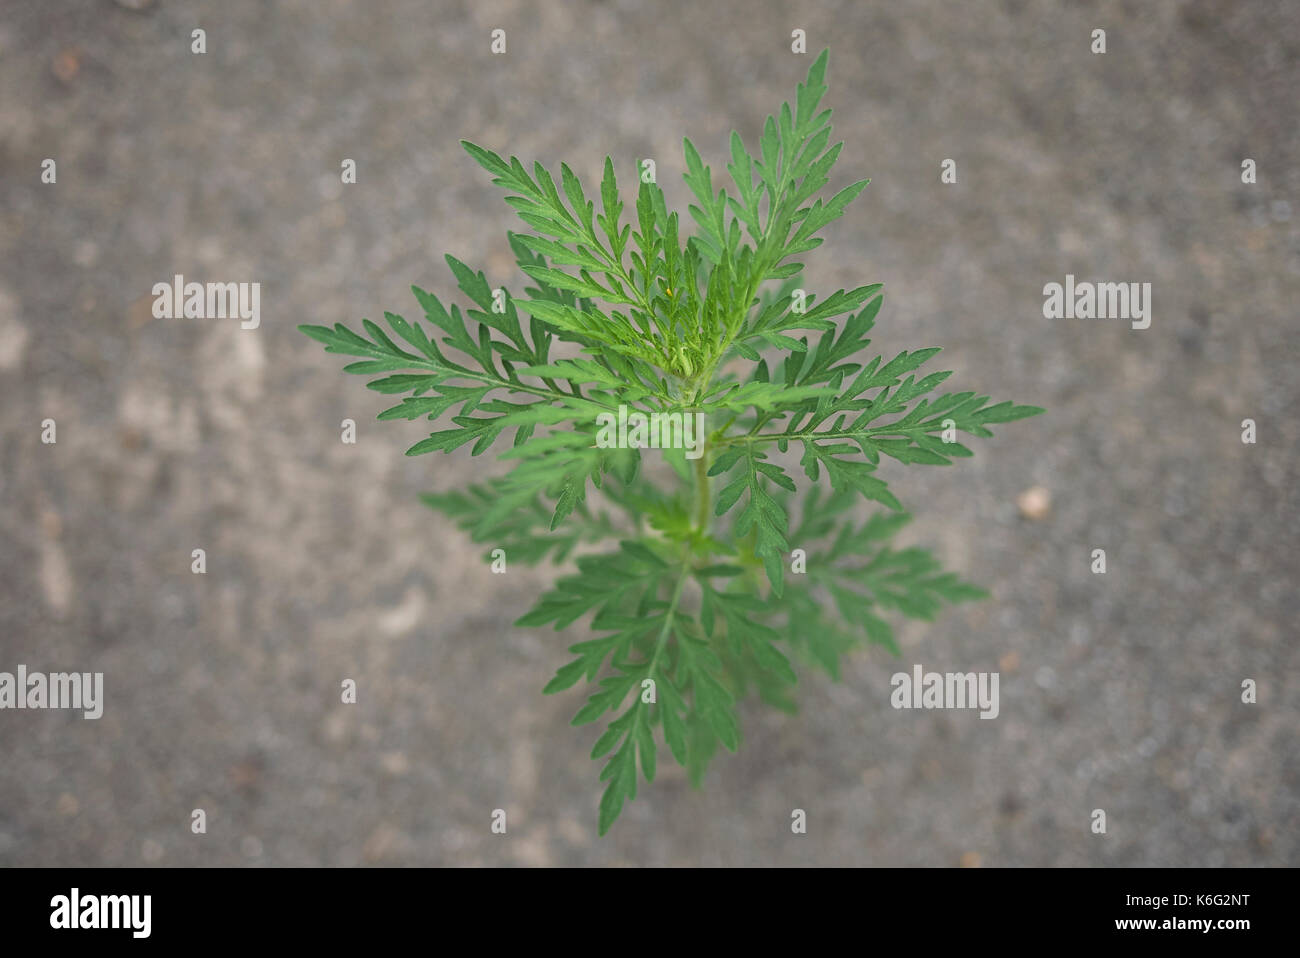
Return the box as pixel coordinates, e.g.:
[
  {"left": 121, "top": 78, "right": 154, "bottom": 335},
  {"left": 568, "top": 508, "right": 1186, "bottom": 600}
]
[
  {"left": 712, "top": 446, "right": 791, "bottom": 595},
  {"left": 799, "top": 441, "right": 903, "bottom": 511}
]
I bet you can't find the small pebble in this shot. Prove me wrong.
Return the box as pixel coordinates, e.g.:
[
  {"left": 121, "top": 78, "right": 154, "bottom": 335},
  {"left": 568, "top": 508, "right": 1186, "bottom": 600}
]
[
  {"left": 52, "top": 48, "right": 81, "bottom": 84},
  {"left": 1016, "top": 485, "right": 1051, "bottom": 520}
]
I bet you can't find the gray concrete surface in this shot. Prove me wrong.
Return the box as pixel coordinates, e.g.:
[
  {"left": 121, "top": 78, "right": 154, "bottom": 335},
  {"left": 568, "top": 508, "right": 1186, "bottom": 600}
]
[{"left": 0, "top": 0, "right": 1296, "bottom": 866}]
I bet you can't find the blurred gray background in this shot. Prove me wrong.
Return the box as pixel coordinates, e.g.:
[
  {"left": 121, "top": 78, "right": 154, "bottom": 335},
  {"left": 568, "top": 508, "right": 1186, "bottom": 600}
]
[{"left": 1, "top": 0, "right": 1296, "bottom": 866}]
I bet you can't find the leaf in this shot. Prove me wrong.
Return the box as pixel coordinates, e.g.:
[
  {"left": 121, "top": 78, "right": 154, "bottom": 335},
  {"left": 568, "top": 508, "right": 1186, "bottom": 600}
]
[
  {"left": 707, "top": 381, "right": 835, "bottom": 413},
  {"left": 799, "top": 441, "right": 903, "bottom": 511},
  {"left": 712, "top": 446, "right": 791, "bottom": 595}
]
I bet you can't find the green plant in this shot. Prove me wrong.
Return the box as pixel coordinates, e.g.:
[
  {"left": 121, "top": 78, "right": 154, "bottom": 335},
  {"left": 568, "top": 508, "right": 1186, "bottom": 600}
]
[{"left": 300, "top": 51, "right": 1043, "bottom": 834}]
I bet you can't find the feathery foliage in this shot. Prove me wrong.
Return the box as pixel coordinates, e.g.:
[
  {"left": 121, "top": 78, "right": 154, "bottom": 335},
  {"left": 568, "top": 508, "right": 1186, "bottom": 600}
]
[{"left": 301, "top": 51, "right": 1043, "bottom": 835}]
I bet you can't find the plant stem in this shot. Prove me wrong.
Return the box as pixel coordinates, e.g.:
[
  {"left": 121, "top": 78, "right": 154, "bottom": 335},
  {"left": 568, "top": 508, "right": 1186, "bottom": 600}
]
[
  {"left": 693, "top": 443, "right": 711, "bottom": 535},
  {"left": 648, "top": 549, "right": 693, "bottom": 677}
]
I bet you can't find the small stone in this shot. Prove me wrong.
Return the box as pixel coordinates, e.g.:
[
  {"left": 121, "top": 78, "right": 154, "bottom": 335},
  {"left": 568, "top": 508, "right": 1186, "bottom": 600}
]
[
  {"left": 998, "top": 650, "right": 1020, "bottom": 673},
  {"left": 56, "top": 793, "right": 79, "bottom": 817},
  {"left": 227, "top": 757, "right": 264, "bottom": 789},
  {"left": 52, "top": 48, "right": 81, "bottom": 85},
  {"left": 1016, "top": 485, "right": 1051, "bottom": 520},
  {"left": 141, "top": 839, "right": 164, "bottom": 862},
  {"left": 959, "top": 851, "right": 982, "bottom": 868}
]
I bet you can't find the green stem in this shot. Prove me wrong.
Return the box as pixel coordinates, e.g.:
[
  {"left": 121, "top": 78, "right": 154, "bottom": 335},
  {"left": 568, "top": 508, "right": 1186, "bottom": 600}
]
[
  {"left": 693, "top": 443, "right": 711, "bottom": 534},
  {"left": 648, "top": 548, "right": 694, "bottom": 677}
]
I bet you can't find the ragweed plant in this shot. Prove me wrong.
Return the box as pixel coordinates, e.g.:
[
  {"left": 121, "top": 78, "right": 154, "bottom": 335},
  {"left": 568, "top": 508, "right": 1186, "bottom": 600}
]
[{"left": 301, "top": 51, "right": 1043, "bottom": 834}]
